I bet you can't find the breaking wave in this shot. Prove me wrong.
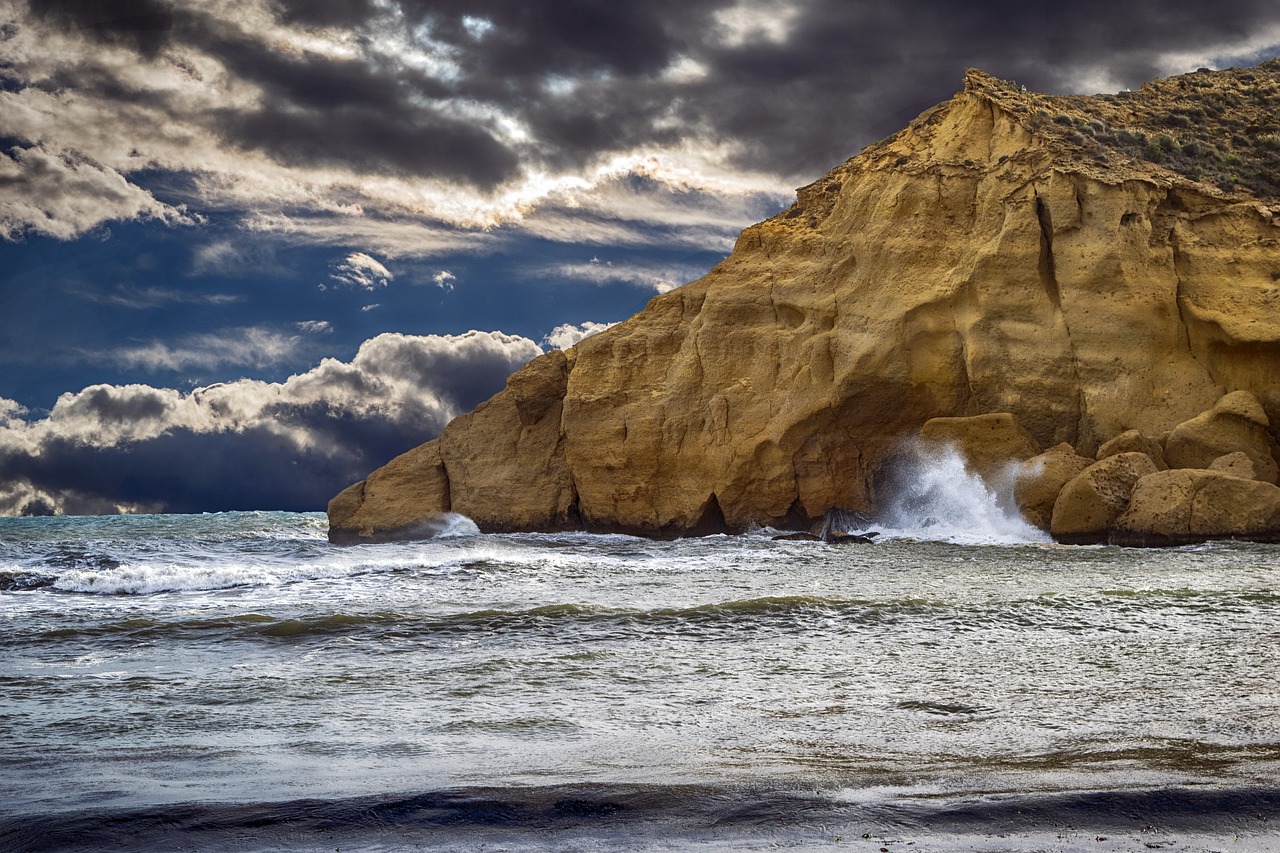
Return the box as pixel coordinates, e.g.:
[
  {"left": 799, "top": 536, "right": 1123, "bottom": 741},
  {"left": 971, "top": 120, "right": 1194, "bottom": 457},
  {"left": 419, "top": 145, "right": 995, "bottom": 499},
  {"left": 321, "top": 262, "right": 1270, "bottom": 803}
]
[{"left": 869, "top": 441, "right": 1050, "bottom": 545}]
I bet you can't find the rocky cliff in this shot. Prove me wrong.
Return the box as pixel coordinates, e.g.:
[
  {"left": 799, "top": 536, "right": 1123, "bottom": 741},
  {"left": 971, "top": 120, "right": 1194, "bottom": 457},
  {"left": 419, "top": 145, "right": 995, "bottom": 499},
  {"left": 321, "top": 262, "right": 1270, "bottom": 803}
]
[{"left": 330, "top": 63, "right": 1280, "bottom": 543}]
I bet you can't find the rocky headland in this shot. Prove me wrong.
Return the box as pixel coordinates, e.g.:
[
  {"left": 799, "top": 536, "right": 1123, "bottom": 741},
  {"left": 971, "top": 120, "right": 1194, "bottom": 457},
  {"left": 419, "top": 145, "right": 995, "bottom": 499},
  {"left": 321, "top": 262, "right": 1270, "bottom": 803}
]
[{"left": 330, "top": 62, "right": 1280, "bottom": 546}]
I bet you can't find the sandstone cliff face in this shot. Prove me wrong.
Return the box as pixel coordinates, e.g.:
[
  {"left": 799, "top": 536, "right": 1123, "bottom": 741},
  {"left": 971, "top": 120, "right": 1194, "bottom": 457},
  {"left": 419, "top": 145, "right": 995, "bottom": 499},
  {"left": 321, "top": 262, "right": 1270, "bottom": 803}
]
[{"left": 330, "top": 64, "right": 1280, "bottom": 542}]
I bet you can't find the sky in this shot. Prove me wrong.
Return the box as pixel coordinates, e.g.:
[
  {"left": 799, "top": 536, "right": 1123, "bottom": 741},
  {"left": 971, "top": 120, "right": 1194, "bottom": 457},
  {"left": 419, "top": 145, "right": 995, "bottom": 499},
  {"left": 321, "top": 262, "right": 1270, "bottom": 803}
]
[{"left": 1, "top": 0, "right": 1279, "bottom": 516}]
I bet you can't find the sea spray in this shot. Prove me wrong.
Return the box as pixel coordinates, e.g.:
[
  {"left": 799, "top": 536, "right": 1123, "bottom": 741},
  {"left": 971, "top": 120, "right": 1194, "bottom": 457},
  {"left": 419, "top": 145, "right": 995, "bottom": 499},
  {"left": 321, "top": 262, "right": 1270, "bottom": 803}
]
[
  {"left": 432, "top": 512, "right": 482, "bottom": 538},
  {"left": 871, "top": 440, "right": 1050, "bottom": 545}
]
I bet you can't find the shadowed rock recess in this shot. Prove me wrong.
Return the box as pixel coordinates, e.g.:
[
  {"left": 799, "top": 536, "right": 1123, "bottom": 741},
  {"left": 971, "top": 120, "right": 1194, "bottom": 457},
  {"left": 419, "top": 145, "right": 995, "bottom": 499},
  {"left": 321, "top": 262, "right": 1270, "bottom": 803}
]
[{"left": 330, "top": 63, "right": 1280, "bottom": 545}]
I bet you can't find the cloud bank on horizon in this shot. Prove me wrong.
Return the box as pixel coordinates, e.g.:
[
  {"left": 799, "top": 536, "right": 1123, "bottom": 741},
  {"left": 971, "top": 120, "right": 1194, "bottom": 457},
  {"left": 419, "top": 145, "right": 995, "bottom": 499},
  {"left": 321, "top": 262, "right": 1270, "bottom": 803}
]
[
  {"left": 1, "top": 0, "right": 1278, "bottom": 515},
  {"left": 0, "top": 330, "right": 542, "bottom": 515}
]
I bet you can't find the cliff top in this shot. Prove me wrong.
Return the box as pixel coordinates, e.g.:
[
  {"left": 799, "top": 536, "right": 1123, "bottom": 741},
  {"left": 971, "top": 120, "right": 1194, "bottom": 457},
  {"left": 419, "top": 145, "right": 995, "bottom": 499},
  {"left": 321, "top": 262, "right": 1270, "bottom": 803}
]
[
  {"left": 962, "top": 61, "right": 1280, "bottom": 199},
  {"left": 781, "top": 61, "right": 1280, "bottom": 226}
]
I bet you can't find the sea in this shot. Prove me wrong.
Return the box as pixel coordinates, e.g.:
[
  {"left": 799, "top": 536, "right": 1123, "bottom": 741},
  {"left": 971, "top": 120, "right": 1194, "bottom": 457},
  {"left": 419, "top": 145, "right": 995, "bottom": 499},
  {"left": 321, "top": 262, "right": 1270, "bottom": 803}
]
[{"left": 2, "top": 459, "right": 1279, "bottom": 852}]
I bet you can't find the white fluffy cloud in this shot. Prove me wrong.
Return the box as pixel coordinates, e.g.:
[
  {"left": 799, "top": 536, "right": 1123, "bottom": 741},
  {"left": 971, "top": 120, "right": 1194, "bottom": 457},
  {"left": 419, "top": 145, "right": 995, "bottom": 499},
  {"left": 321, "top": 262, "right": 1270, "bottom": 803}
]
[
  {"left": 433, "top": 269, "right": 457, "bottom": 291},
  {"left": 0, "top": 330, "right": 544, "bottom": 515},
  {"left": 329, "top": 252, "right": 393, "bottom": 290},
  {"left": 543, "top": 321, "right": 618, "bottom": 350},
  {"left": 0, "top": 143, "right": 195, "bottom": 240},
  {"left": 545, "top": 257, "right": 705, "bottom": 293}
]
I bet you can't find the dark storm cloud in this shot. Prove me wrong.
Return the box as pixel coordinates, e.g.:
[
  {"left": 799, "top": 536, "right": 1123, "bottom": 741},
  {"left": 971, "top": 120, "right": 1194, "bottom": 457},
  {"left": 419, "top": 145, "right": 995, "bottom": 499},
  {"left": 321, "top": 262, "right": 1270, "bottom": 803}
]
[
  {"left": 270, "top": 0, "right": 379, "bottom": 29},
  {"left": 173, "top": 9, "right": 520, "bottom": 186},
  {"left": 668, "top": 0, "right": 1280, "bottom": 177},
  {"left": 0, "top": 330, "right": 544, "bottom": 515},
  {"left": 27, "top": 0, "right": 176, "bottom": 56},
  {"left": 6, "top": 0, "right": 1280, "bottom": 233},
  {"left": 205, "top": 28, "right": 445, "bottom": 112},
  {"left": 224, "top": 105, "right": 518, "bottom": 186},
  {"left": 5, "top": 427, "right": 380, "bottom": 513},
  {"left": 353, "top": 0, "right": 1280, "bottom": 179},
  {"left": 189, "top": 0, "right": 1275, "bottom": 182},
  {"left": 413, "top": 0, "right": 689, "bottom": 78}
]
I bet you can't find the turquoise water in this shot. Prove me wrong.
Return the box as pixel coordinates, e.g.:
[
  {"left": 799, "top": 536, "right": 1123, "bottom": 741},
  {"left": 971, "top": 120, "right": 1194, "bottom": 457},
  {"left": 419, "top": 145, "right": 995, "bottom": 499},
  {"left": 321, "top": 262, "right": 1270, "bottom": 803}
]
[{"left": 2, "top": 511, "right": 1279, "bottom": 851}]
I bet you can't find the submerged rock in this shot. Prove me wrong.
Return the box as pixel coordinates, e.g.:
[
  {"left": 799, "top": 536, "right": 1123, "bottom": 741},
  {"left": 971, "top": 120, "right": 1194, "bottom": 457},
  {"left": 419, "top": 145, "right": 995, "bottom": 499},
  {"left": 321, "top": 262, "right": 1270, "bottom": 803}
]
[
  {"left": 772, "top": 531, "right": 822, "bottom": 542},
  {"left": 330, "top": 63, "right": 1280, "bottom": 542},
  {"left": 826, "top": 531, "right": 879, "bottom": 545}
]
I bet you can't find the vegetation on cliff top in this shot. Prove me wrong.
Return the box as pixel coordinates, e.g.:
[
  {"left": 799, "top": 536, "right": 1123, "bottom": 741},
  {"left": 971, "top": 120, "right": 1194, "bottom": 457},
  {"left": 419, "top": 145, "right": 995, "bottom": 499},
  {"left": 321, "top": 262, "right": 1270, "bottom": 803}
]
[{"left": 974, "top": 60, "right": 1280, "bottom": 199}]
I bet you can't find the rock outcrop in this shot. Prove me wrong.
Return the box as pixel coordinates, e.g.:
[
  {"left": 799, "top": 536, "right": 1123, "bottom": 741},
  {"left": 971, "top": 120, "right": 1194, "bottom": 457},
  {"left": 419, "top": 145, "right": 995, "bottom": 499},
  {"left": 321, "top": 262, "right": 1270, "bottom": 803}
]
[
  {"left": 918, "top": 413, "right": 1040, "bottom": 481},
  {"left": 1096, "top": 430, "right": 1168, "bottom": 470},
  {"left": 1014, "top": 443, "right": 1095, "bottom": 531},
  {"left": 1111, "top": 468, "right": 1280, "bottom": 546},
  {"left": 1050, "top": 452, "right": 1161, "bottom": 545},
  {"left": 1163, "top": 390, "right": 1279, "bottom": 483},
  {"left": 330, "top": 62, "right": 1280, "bottom": 543}
]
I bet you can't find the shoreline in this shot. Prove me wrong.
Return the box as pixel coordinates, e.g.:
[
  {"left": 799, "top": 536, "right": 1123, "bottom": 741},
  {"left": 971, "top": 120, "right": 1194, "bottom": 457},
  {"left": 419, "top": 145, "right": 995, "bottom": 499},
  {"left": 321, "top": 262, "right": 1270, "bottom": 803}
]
[{"left": 6, "top": 782, "right": 1278, "bottom": 852}]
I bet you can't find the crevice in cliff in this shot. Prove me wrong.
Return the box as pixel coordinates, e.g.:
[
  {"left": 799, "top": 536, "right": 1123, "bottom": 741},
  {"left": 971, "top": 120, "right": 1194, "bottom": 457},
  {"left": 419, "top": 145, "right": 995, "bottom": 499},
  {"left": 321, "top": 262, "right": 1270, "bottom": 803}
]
[
  {"left": 948, "top": 285, "right": 977, "bottom": 413},
  {"left": 1171, "top": 238, "right": 1194, "bottom": 354},
  {"left": 1168, "top": 229, "right": 1215, "bottom": 391},
  {"left": 565, "top": 481, "right": 582, "bottom": 529},
  {"left": 985, "top": 98, "right": 999, "bottom": 164},
  {"left": 1034, "top": 183, "right": 1085, "bottom": 448},
  {"left": 690, "top": 492, "right": 730, "bottom": 536},
  {"left": 1033, "top": 192, "right": 1063, "bottom": 312},
  {"left": 347, "top": 480, "right": 368, "bottom": 518},
  {"left": 439, "top": 460, "right": 454, "bottom": 513},
  {"left": 955, "top": 332, "right": 976, "bottom": 412},
  {"left": 551, "top": 419, "right": 581, "bottom": 530},
  {"left": 783, "top": 495, "right": 809, "bottom": 530}
]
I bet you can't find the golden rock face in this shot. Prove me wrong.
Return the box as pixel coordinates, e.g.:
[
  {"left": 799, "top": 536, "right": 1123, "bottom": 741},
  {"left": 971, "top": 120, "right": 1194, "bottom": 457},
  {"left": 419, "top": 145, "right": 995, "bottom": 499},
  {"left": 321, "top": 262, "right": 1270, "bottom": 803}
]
[{"left": 330, "top": 64, "right": 1280, "bottom": 542}]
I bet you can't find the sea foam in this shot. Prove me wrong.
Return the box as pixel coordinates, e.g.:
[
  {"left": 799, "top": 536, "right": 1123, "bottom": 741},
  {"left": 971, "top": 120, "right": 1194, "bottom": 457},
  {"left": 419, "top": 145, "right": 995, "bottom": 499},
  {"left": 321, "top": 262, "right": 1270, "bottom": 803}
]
[{"left": 870, "top": 441, "right": 1050, "bottom": 545}]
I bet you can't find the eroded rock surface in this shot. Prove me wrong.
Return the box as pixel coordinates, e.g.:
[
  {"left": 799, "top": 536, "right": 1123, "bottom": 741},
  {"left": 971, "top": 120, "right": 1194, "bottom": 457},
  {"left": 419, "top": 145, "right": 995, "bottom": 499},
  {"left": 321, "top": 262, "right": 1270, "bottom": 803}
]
[
  {"left": 1014, "top": 443, "right": 1095, "bottom": 531},
  {"left": 1209, "top": 451, "right": 1267, "bottom": 481},
  {"left": 1164, "top": 391, "right": 1279, "bottom": 484},
  {"left": 331, "top": 63, "right": 1280, "bottom": 542},
  {"left": 1112, "top": 468, "right": 1280, "bottom": 546},
  {"left": 1096, "top": 430, "right": 1168, "bottom": 470},
  {"left": 1051, "top": 452, "right": 1161, "bottom": 545}
]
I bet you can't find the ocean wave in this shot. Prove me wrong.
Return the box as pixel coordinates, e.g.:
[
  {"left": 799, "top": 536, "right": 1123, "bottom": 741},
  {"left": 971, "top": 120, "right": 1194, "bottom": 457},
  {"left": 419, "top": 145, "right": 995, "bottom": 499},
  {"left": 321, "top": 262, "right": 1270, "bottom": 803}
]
[
  {"left": 17, "top": 597, "right": 877, "bottom": 643},
  {"left": 20, "top": 531, "right": 787, "bottom": 596},
  {"left": 50, "top": 562, "right": 291, "bottom": 594},
  {"left": 23, "top": 589, "right": 1260, "bottom": 646}
]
